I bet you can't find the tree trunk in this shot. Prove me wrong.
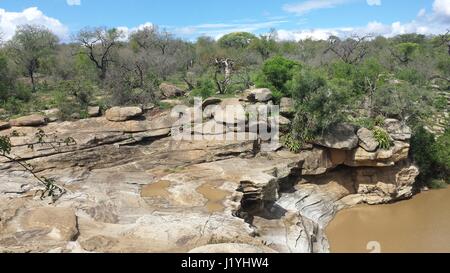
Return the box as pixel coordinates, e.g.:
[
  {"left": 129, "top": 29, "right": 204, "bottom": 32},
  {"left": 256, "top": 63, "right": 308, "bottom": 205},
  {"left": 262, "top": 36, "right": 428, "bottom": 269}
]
[
  {"left": 29, "top": 69, "right": 36, "bottom": 93},
  {"left": 100, "top": 67, "right": 107, "bottom": 80}
]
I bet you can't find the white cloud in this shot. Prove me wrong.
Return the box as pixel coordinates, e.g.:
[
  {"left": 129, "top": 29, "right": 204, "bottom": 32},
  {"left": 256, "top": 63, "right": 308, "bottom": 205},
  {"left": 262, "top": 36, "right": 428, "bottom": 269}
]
[
  {"left": 283, "top": 0, "right": 349, "bottom": 15},
  {"left": 367, "top": 0, "right": 381, "bottom": 6},
  {"left": 418, "top": 8, "right": 427, "bottom": 17},
  {"left": 433, "top": 0, "right": 450, "bottom": 21},
  {"left": 0, "top": 7, "right": 69, "bottom": 41},
  {"left": 116, "top": 22, "right": 154, "bottom": 40},
  {"left": 277, "top": 0, "right": 450, "bottom": 41},
  {"left": 276, "top": 19, "right": 447, "bottom": 41},
  {"left": 67, "top": 0, "right": 81, "bottom": 6}
]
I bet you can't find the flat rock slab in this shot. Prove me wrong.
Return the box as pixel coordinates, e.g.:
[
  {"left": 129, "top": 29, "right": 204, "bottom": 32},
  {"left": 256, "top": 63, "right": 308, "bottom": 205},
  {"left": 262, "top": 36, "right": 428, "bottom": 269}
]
[
  {"left": 10, "top": 114, "right": 47, "bottom": 127},
  {"left": 106, "top": 107, "right": 143, "bottom": 122},
  {"left": 20, "top": 207, "right": 78, "bottom": 242}
]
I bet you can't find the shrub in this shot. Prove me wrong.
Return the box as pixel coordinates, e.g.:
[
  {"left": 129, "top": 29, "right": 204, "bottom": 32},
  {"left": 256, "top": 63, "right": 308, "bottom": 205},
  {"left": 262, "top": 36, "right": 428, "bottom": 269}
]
[
  {"left": 190, "top": 77, "right": 216, "bottom": 100},
  {"left": 434, "top": 130, "right": 450, "bottom": 182},
  {"left": 396, "top": 68, "right": 425, "bottom": 85},
  {"left": 429, "top": 179, "right": 448, "bottom": 189},
  {"left": 281, "top": 132, "right": 302, "bottom": 153},
  {"left": 372, "top": 127, "right": 393, "bottom": 150},
  {"left": 255, "top": 56, "right": 301, "bottom": 97},
  {"left": 410, "top": 127, "right": 450, "bottom": 188},
  {"left": 53, "top": 79, "right": 93, "bottom": 120}
]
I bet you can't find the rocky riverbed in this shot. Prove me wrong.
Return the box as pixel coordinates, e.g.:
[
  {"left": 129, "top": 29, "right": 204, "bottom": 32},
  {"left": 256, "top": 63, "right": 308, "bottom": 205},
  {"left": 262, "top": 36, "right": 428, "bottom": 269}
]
[{"left": 0, "top": 92, "right": 420, "bottom": 253}]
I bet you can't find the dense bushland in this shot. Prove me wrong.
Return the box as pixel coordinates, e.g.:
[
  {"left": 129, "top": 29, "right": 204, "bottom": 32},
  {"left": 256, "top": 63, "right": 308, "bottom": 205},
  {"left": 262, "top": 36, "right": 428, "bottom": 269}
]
[{"left": 0, "top": 25, "right": 449, "bottom": 188}]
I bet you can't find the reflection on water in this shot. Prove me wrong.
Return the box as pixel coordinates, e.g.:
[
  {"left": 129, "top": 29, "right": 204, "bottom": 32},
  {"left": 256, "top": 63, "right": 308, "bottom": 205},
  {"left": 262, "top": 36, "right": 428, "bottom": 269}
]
[{"left": 326, "top": 187, "right": 450, "bottom": 253}]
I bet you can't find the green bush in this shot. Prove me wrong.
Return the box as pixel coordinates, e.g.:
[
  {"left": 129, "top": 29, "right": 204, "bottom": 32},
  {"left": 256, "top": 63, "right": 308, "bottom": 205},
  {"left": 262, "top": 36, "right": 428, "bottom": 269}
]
[
  {"left": 218, "top": 32, "right": 257, "bottom": 49},
  {"left": 434, "top": 96, "right": 448, "bottom": 111},
  {"left": 396, "top": 68, "right": 425, "bottom": 85},
  {"left": 255, "top": 56, "right": 301, "bottom": 97},
  {"left": 372, "top": 127, "right": 393, "bottom": 150},
  {"left": 434, "top": 130, "right": 450, "bottom": 181},
  {"left": 281, "top": 133, "right": 302, "bottom": 153},
  {"left": 190, "top": 77, "right": 216, "bottom": 100},
  {"left": 410, "top": 127, "right": 449, "bottom": 188},
  {"left": 52, "top": 79, "right": 93, "bottom": 120}
]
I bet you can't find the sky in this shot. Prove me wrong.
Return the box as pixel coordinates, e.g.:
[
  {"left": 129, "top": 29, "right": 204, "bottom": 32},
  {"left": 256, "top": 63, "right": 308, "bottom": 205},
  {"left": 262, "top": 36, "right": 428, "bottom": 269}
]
[{"left": 0, "top": 0, "right": 449, "bottom": 42}]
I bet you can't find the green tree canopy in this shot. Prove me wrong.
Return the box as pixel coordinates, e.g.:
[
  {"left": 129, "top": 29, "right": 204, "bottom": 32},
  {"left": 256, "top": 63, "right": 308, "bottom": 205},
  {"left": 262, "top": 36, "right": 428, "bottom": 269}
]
[
  {"left": 218, "top": 32, "right": 257, "bottom": 49},
  {"left": 7, "top": 24, "right": 59, "bottom": 92},
  {"left": 255, "top": 55, "right": 301, "bottom": 98}
]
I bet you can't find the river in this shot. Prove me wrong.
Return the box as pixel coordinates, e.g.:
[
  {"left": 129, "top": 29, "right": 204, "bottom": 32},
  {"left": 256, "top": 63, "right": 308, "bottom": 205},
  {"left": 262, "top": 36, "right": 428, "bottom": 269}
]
[{"left": 326, "top": 187, "right": 450, "bottom": 253}]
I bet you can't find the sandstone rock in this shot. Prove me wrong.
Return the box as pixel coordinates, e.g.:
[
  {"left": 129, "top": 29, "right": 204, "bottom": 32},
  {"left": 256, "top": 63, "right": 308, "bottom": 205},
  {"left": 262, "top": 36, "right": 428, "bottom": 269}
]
[
  {"left": 357, "top": 128, "right": 379, "bottom": 152},
  {"left": 247, "top": 88, "right": 273, "bottom": 103},
  {"left": 20, "top": 207, "right": 78, "bottom": 241},
  {"left": 314, "top": 124, "right": 358, "bottom": 150},
  {"left": 345, "top": 141, "right": 410, "bottom": 167},
  {"left": 278, "top": 116, "right": 291, "bottom": 126},
  {"left": 189, "top": 243, "right": 277, "bottom": 253},
  {"left": 88, "top": 106, "right": 101, "bottom": 117},
  {"left": 299, "top": 148, "right": 335, "bottom": 175},
  {"left": 214, "top": 105, "right": 247, "bottom": 125},
  {"left": 10, "top": 114, "right": 47, "bottom": 127},
  {"left": 384, "top": 119, "right": 412, "bottom": 141},
  {"left": 202, "top": 97, "right": 222, "bottom": 108},
  {"left": 43, "top": 109, "right": 60, "bottom": 122},
  {"left": 105, "top": 107, "right": 143, "bottom": 122},
  {"left": 354, "top": 164, "right": 419, "bottom": 204},
  {"left": 160, "top": 83, "right": 185, "bottom": 98},
  {"left": 280, "top": 97, "right": 294, "bottom": 117},
  {"left": 0, "top": 121, "right": 10, "bottom": 130}
]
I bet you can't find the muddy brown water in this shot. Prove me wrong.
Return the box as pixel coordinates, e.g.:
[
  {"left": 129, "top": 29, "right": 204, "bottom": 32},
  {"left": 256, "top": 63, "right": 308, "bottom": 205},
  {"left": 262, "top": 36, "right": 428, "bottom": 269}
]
[
  {"left": 326, "top": 187, "right": 450, "bottom": 253},
  {"left": 197, "top": 183, "right": 229, "bottom": 213},
  {"left": 141, "top": 180, "right": 171, "bottom": 198}
]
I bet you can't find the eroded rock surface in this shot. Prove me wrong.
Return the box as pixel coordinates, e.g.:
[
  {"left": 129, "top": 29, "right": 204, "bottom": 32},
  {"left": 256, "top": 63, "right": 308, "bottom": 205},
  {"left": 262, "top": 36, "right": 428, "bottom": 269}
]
[{"left": 0, "top": 101, "right": 419, "bottom": 253}]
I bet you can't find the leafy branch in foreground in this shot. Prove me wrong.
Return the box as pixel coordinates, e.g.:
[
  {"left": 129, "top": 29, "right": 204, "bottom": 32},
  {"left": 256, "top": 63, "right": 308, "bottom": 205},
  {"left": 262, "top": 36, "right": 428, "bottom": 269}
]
[{"left": 0, "top": 129, "right": 76, "bottom": 202}]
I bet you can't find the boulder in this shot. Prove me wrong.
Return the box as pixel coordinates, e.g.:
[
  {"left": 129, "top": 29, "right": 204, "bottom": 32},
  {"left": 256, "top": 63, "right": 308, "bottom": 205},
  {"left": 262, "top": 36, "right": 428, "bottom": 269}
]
[
  {"left": 43, "top": 109, "right": 60, "bottom": 122},
  {"left": 105, "top": 107, "right": 143, "bottom": 122},
  {"left": 20, "top": 207, "right": 78, "bottom": 242},
  {"left": 314, "top": 124, "right": 358, "bottom": 150},
  {"left": 88, "top": 106, "right": 101, "bottom": 117},
  {"left": 159, "top": 83, "right": 185, "bottom": 98},
  {"left": 384, "top": 119, "right": 412, "bottom": 141},
  {"left": 214, "top": 102, "right": 247, "bottom": 125},
  {"left": 247, "top": 88, "right": 273, "bottom": 103},
  {"left": 9, "top": 114, "right": 47, "bottom": 127},
  {"left": 0, "top": 121, "right": 10, "bottom": 130},
  {"left": 280, "top": 97, "right": 294, "bottom": 117},
  {"left": 357, "top": 128, "right": 379, "bottom": 152},
  {"left": 202, "top": 97, "right": 222, "bottom": 109}
]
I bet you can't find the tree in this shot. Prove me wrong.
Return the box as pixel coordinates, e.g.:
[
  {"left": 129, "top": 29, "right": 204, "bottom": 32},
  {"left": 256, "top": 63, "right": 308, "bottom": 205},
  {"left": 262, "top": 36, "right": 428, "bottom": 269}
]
[
  {"left": 290, "top": 68, "right": 350, "bottom": 145},
  {"left": 218, "top": 32, "right": 257, "bottom": 49},
  {"left": 250, "top": 29, "right": 278, "bottom": 61},
  {"left": 130, "top": 25, "right": 173, "bottom": 55},
  {"left": 7, "top": 25, "right": 58, "bottom": 92},
  {"left": 0, "top": 53, "right": 14, "bottom": 102},
  {"left": 373, "top": 81, "right": 434, "bottom": 124},
  {"left": 325, "top": 35, "right": 371, "bottom": 64},
  {"left": 213, "top": 57, "right": 234, "bottom": 94},
  {"left": 390, "top": 42, "right": 420, "bottom": 65},
  {"left": 255, "top": 56, "right": 301, "bottom": 97},
  {"left": 75, "top": 27, "right": 124, "bottom": 80}
]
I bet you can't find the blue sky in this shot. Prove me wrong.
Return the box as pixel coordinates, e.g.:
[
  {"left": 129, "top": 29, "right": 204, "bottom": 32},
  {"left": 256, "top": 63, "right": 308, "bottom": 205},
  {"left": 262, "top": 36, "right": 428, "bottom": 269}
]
[{"left": 0, "top": 0, "right": 449, "bottom": 41}]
